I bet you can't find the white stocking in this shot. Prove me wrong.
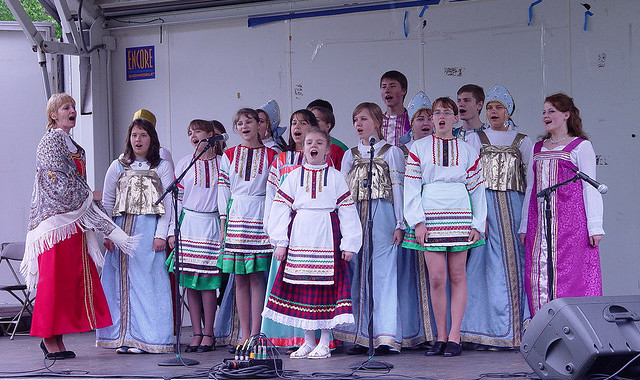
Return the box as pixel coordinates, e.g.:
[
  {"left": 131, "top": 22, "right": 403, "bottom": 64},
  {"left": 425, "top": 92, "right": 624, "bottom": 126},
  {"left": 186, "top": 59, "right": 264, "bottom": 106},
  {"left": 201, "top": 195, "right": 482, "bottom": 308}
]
[
  {"left": 304, "top": 329, "right": 317, "bottom": 347},
  {"left": 319, "top": 329, "right": 331, "bottom": 347}
]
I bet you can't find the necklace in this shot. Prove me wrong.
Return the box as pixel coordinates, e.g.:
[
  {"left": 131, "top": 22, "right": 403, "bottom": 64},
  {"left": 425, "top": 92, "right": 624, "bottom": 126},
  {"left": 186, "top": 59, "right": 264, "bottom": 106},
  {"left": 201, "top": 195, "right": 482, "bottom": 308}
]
[{"left": 549, "top": 135, "right": 570, "bottom": 144}]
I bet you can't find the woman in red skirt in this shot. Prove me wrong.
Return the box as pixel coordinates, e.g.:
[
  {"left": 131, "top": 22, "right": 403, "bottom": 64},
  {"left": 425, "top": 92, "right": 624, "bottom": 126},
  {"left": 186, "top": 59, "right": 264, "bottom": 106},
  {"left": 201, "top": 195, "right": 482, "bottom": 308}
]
[{"left": 23, "top": 93, "right": 137, "bottom": 360}]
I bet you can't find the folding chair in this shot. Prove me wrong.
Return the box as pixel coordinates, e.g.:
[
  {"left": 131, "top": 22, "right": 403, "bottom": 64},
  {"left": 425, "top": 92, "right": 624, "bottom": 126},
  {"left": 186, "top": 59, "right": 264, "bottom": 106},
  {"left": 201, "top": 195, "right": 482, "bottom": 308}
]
[{"left": 0, "top": 242, "right": 34, "bottom": 339}]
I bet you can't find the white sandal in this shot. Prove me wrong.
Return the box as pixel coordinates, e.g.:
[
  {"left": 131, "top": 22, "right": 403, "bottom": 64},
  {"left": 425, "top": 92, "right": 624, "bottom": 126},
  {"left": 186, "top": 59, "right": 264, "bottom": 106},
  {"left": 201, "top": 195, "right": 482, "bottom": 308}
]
[
  {"left": 290, "top": 343, "right": 316, "bottom": 359},
  {"left": 308, "top": 344, "right": 331, "bottom": 359}
]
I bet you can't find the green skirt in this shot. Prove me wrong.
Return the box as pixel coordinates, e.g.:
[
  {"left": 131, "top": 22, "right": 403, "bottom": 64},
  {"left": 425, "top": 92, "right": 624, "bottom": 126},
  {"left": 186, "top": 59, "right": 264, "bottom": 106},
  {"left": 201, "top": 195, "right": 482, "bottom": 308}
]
[{"left": 402, "top": 227, "right": 486, "bottom": 252}]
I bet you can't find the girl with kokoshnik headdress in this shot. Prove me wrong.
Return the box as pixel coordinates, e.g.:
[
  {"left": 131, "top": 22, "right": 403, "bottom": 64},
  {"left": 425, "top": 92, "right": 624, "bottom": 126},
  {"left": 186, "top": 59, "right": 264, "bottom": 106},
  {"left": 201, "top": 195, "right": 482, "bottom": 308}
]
[{"left": 461, "top": 85, "right": 532, "bottom": 350}]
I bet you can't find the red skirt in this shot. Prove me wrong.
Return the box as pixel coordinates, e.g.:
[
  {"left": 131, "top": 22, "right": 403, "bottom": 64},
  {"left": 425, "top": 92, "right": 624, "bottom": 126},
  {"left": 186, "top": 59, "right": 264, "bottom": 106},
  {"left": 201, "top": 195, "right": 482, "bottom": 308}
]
[
  {"left": 264, "top": 212, "right": 353, "bottom": 329},
  {"left": 31, "top": 231, "right": 112, "bottom": 338}
]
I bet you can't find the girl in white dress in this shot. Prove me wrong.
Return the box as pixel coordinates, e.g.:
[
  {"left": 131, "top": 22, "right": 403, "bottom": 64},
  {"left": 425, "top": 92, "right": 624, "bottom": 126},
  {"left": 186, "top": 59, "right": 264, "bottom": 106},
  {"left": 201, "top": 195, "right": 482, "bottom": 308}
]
[
  {"left": 263, "top": 128, "right": 362, "bottom": 359},
  {"left": 218, "top": 108, "right": 278, "bottom": 344},
  {"left": 403, "top": 97, "right": 487, "bottom": 357},
  {"left": 167, "top": 120, "right": 223, "bottom": 352}
]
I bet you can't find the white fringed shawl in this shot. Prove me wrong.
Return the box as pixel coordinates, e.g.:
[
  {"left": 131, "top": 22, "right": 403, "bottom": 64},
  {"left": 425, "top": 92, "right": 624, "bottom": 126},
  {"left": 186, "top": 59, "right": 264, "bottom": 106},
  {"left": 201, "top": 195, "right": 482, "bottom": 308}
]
[{"left": 22, "top": 129, "right": 139, "bottom": 289}]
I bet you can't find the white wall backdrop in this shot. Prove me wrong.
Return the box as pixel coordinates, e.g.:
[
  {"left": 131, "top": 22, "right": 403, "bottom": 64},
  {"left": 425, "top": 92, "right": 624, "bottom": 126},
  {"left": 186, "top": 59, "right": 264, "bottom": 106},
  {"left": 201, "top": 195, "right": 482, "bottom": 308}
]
[
  {"left": 105, "top": 0, "right": 640, "bottom": 296},
  {"left": 3, "top": 0, "right": 639, "bottom": 297},
  {"left": 0, "top": 22, "right": 57, "bottom": 304},
  {"left": 0, "top": 22, "right": 58, "bottom": 241}
]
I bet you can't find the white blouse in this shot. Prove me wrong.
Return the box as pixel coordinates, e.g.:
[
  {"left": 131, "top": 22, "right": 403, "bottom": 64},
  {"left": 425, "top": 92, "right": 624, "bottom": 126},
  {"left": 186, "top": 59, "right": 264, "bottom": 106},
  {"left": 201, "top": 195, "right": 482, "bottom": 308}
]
[
  {"left": 217, "top": 145, "right": 275, "bottom": 220},
  {"left": 404, "top": 135, "right": 487, "bottom": 232},
  {"left": 268, "top": 163, "right": 362, "bottom": 253},
  {"left": 174, "top": 154, "right": 220, "bottom": 215}
]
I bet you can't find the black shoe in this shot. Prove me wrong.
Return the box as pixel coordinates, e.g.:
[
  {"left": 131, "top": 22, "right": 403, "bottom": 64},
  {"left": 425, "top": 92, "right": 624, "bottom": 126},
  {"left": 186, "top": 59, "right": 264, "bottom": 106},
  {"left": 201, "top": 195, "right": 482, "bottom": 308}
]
[
  {"left": 374, "top": 345, "right": 390, "bottom": 356},
  {"left": 62, "top": 350, "right": 76, "bottom": 359},
  {"left": 424, "top": 341, "right": 447, "bottom": 356},
  {"left": 185, "top": 345, "right": 199, "bottom": 353},
  {"left": 40, "top": 341, "right": 66, "bottom": 360},
  {"left": 197, "top": 334, "right": 215, "bottom": 353},
  {"left": 443, "top": 341, "right": 462, "bottom": 357},
  {"left": 346, "top": 344, "right": 368, "bottom": 355},
  {"left": 185, "top": 334, "right": 202, "bottom": 353},
  {"left": 197, "top": 345, "right": 213, "bottom": 353},
  {"left": 45, "top": 352, "right": 66, "bottom": 360}
]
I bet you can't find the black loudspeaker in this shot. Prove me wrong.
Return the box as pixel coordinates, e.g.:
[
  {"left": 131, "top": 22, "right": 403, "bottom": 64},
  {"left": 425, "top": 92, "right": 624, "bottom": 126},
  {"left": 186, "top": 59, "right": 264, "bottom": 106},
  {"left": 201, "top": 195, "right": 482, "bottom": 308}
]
[{"left": 521, "top": 296, "right": 640, "bottom": 379}]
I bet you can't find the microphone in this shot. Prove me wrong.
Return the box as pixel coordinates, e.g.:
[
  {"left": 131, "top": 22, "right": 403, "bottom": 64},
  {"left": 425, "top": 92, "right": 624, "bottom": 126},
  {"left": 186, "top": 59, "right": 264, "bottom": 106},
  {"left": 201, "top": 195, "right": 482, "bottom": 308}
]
[
  {"left": 202, "top": 133, "right": 229, "bottom": 143},
  {"left": 569, "top": 167, "right": 608, "bottom": 194},
  {"left": 368, "top": 135, "right": 377, "bottom": 145}
]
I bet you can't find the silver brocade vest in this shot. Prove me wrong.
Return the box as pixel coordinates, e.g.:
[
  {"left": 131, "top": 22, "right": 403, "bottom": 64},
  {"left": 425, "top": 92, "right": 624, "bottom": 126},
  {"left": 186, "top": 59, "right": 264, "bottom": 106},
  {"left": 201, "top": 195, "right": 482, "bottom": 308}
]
[
  {"left": 477, "top": 130, "right": 526, "bottom": 193},
  {"left": 346, "top": 144, "right": 394, "bottom": 203},
  {"left": 112, "top": 158, "right": 165, "bottom": 216}
]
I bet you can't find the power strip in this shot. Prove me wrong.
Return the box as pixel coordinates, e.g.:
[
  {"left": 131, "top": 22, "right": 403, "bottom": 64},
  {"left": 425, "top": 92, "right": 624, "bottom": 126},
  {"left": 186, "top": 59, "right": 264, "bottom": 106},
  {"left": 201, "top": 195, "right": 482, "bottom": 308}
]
[{"left": 250, "top": 358, "right": 283, "bottom": 371}]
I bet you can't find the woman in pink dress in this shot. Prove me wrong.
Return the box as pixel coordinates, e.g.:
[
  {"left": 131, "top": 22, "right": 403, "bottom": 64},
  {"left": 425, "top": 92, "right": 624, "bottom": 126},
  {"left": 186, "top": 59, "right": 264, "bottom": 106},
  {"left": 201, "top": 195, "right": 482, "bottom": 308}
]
[{"left": 519, "top": 93, "right": 604, "bottom": 314}]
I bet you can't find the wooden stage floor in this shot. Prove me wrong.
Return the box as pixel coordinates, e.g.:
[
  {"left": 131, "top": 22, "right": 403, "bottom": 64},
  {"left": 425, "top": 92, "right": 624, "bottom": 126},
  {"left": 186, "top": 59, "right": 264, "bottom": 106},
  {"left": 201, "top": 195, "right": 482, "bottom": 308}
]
[{"left": 0, "top": 328, "right": 536, "bottom": 380}]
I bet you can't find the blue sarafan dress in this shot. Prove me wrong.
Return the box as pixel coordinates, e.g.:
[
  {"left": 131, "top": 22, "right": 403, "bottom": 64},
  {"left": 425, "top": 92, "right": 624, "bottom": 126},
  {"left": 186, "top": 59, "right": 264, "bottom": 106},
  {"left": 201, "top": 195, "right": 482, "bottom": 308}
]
[
  {"left": 332, "top": 140, "right": 432, "bottom": 351},
  {"left": 460, "top": 130, "right": 532, "bottom": 347},
  {"left": 96, "top": 157, "right": 175, "bottom": 353}
]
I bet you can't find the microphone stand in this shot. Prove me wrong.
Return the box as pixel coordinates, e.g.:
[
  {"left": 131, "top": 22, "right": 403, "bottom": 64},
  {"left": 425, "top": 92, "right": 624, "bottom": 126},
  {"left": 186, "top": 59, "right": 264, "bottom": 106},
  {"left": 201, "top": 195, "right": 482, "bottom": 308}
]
[
  {"left": 157, "top": 141, "right": 215, "bottom": 366},
  {"left": 535, "top": 174, "right": 580, "bottom": 304},
  {"left": 350, "top": 142, "right": 393, "bottom": 371}
]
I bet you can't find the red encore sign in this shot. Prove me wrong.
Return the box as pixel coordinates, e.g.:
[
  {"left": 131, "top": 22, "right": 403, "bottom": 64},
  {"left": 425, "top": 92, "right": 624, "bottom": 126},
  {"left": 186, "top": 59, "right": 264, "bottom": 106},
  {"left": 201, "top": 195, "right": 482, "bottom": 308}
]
[{"left": 126, "top": 46, "right": 155, "bottom": 81}]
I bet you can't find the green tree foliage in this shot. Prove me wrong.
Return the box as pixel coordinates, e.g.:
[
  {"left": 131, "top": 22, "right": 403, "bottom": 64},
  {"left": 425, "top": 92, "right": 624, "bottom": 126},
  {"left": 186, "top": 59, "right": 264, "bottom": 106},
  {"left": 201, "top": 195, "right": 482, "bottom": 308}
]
[{"left": 0, "top": 0, "right": 62, "bottom": 38}]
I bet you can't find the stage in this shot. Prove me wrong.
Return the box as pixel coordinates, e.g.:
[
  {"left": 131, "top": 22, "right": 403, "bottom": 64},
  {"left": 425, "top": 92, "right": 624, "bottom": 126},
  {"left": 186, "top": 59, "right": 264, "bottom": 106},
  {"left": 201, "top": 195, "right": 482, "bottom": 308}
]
[{"left": 0, "top": 328, "right": 535, "bottom": 380}]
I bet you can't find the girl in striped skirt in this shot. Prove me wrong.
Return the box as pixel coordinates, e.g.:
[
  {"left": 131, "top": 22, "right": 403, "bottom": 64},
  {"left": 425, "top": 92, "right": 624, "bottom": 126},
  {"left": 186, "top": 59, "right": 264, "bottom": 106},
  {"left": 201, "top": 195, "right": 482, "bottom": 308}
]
[
  {"left": 167, "top": 119, "right": 223, "bottom": 352},
  {"left": 218, "top": 108, "right": 278, "bottom": 345},
  {"left": 403, "top": 97, "right": 487, "bottom": 357},
  {"left": 263, "top": 128, "right": 362, "bottom": 359}
]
